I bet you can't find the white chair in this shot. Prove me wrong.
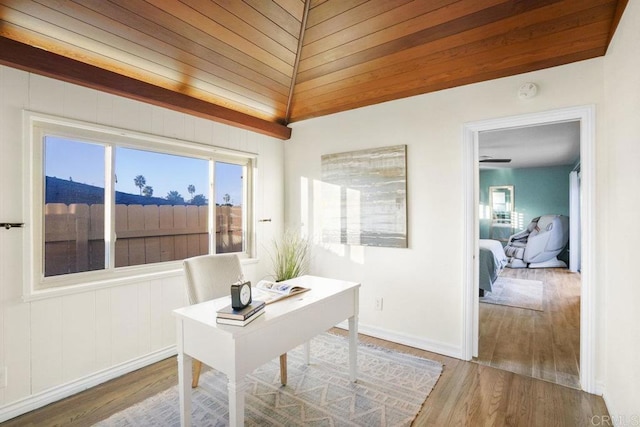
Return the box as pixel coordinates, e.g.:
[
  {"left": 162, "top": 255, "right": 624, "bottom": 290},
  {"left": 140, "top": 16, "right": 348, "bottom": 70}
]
[
  {"left": 183, "top": 253, "right": 288, "bottom": 387},
  {"left": 504, "top": 214, "right": 569, "bottom": 268}
]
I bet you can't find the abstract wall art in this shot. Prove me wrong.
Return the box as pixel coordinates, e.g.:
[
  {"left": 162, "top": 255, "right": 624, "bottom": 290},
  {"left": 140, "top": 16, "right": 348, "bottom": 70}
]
[{"left": 320, "top": 145, "right": 407, "bottom": 248}]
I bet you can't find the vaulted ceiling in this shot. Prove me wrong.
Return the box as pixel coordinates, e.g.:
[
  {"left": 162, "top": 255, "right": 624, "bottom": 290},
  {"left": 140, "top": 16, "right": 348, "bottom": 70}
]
[{"left": 0, "top": 0, "right": 628, "bottom": 140}]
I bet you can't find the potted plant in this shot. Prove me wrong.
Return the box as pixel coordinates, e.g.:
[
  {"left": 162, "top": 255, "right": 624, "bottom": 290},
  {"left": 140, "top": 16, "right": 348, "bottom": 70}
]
[{"left": 270, "top": 230, "right": 311, "bottom": 282}]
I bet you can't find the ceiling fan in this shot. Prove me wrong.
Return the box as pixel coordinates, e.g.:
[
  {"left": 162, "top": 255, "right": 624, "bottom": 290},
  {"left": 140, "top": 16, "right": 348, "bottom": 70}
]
[{"left": 479, "top": 155, "right": 511, "bottom": 163}]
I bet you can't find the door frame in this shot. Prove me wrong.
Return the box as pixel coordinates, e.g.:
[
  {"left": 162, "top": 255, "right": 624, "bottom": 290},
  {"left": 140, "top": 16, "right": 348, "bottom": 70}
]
[
  {"left": 461, "top": 105, "right": 597, "bottom": 393},
  {"left": 569, "top": 170, "right": 582, "bottom": 272}
]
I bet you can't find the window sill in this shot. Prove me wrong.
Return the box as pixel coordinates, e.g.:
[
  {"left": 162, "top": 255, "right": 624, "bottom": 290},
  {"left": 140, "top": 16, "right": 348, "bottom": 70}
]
[
  {"left": 23, "top": 257, "right": 260, "bottom": 302},
  {"left": 241, "top": 257, "right": 260, "bottom": 265},
  {"left": 24, "top": 265, "right": 183, "bottom": 302}
]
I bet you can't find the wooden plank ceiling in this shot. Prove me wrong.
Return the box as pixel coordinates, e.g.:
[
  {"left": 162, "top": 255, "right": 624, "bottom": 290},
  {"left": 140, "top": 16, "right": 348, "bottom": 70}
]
[{"left": 0, "top": 0, "right": 627, "bottom": 139}]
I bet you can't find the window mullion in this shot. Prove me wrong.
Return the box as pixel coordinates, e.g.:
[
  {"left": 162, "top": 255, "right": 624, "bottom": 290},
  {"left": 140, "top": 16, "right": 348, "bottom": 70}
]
[
  {"left": 242, "top": 164, "right": 248, "bottom": 254},
  {"left": 105, "top": 144, "right": 115, "bottom": 269},
  {"left": 209, "top": 159, "right": 215, "bottom": 254}
]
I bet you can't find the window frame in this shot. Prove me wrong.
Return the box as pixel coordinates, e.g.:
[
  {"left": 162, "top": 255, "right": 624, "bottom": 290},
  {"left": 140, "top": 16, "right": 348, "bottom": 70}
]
[
  {"left": 23, "top": 111, "right": 256, "bottom": 300},
  {"left": 212, "top": 159, "right": 252, "bottom": 255}
]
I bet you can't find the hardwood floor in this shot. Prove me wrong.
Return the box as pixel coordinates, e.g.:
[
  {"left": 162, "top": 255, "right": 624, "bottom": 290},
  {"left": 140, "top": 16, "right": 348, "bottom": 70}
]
[
  {"left": 4, "top": 326, "right": 608, "bottom": 426},
  {"left": 476, "top": 267, "right": 581, "bottom": 389}
]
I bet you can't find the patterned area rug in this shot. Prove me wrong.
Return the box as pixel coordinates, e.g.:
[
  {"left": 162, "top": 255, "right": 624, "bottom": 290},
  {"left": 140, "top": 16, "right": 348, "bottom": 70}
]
[
  {"left": 98, "top": 333, "right": 443, "bottom": 426},
  {"left": 480, "top": 277, "right": 544, "bottom": 311}
]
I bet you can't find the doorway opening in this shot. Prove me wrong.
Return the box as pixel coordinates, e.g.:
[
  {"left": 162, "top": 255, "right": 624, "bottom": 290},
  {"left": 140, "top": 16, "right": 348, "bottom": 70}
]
[
  {"left": 475, "top": 121, "right": 581, "bottom": 388},
  {"left": 461, "top": 105, "right": 597, "bottom": 393}
]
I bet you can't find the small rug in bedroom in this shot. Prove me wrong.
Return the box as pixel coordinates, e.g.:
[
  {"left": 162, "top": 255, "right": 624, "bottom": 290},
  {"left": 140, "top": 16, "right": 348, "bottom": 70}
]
[
  {"left": 480, "top": 277, "right": 544, "bottom": 311},
  {"left": 96, "top": 333, "right": 443, "bottom": 426}
]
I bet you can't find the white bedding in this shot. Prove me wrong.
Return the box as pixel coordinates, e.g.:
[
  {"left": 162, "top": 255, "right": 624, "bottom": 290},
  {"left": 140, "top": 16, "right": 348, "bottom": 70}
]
[{"left": 479, "top": 239, "right": 508, "bottom": 292}]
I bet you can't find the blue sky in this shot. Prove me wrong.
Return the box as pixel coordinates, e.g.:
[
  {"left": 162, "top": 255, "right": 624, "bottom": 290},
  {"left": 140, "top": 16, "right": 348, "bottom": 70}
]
[{"left": 45, "top": 137, "right": 243, "bottom": 205}]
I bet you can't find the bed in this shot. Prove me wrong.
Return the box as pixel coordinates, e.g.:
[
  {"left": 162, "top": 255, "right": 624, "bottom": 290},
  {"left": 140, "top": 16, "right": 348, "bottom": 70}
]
[{"left": 479, "top": 239, "right": 508, "bottom": 293}]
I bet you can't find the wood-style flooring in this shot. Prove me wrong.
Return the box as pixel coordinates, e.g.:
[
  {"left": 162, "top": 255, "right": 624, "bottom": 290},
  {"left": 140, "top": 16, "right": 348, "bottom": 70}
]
[
  {"left": 4, "top": 328, "right": 607, "bottom": 426},
  {"left": 476, "top": 267, "right": 581, "bottom": 389}
]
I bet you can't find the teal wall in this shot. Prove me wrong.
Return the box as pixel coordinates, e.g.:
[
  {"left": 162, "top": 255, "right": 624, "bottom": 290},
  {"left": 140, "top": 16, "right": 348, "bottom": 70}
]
[{"left": 479, "top": 165, "right": 573, "bottom": 239}]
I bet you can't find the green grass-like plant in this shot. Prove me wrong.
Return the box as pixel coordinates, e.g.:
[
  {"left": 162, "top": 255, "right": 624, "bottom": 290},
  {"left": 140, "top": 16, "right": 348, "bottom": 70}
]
[{"left": 270, "top": 230, "right": 310, "bottom": 282}]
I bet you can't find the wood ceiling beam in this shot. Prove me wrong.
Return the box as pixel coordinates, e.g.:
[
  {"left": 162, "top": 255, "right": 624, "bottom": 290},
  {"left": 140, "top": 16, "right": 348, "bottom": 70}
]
[
  {"left": 284, "top": 0, "right": 312, "bottom": 125},
  {"left": 0, "top": 36, "right": 292, "bottom": 140}
]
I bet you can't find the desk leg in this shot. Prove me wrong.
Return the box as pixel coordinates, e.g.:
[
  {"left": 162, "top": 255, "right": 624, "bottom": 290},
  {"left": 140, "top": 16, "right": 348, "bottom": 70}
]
[
  {"left": 348, "top": 315, "right": 358, "bottom": 382},
  {"left": 303, "top": 341, "right": 310, "bottom": 365},
  {"left": 177, "top": 352, "right": 192, "bottom": 427},
  {"left": 279, "top": 354, "right": 287, "bottom": 386},
  {"left": 228, "top": 378, "right": 246, "bottom": 427}
]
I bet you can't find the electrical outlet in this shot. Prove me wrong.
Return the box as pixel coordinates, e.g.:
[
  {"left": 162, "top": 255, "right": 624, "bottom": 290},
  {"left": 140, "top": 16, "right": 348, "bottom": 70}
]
[
  {"left": 0, "top": 367, "right": 6, "bottom": 389},
  {"left": 374, "top": 297, "right": 383, "bottom": 311}
]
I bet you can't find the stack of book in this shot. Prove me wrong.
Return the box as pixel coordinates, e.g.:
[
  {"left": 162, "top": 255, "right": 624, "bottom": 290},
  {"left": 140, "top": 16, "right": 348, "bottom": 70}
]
[{"left": 216, "top": 300, "right": 266, "bottom": 326}]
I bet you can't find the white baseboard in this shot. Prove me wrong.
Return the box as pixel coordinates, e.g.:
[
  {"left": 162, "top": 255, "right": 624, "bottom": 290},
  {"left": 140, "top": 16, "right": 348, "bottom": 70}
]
[
  {"left": 0, "top": 346, "right": 177, "bottom": 423},
  {"left": 335, "top": 321, "right": 462, "bottom": 359}
]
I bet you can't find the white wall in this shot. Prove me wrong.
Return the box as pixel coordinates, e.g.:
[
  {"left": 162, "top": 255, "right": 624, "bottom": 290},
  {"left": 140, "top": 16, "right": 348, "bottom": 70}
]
[
  {"left": 0, "top": 66, "right": 284, "bottom": 419},
  {"left": 285, "top": 59, "right": 606, "bottom": 360},
  {"left": 602, "top": 0, "right": 640, "bottom": 421}
]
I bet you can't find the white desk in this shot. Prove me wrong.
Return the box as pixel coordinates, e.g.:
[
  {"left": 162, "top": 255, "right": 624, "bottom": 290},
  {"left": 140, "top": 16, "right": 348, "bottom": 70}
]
[{"left": 173, "top": 275, "right": 360, "bottom": 426}]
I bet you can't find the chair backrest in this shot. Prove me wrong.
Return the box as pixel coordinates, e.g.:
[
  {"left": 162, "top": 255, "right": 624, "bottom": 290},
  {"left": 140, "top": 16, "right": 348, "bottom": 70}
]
[
  {"left": 183, "top": 253, "right": 243, "bottom": 304},
  {"left": 536, "top": 214, "right": 569, "bottom": 251}
]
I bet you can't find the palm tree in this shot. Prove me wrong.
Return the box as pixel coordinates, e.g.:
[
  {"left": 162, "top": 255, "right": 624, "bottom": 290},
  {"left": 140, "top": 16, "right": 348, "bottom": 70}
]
[
  {"left": 166, "top": 190, "right": 184, "bottom": 204},
  {"left": 191, "top": 194, "right": 207, "bottom": 206},
  {"left": 142, "top": 186, "right": 153, "bottom": 197},
  {"left": 134, "top": 175, "right": 146, "bottom": 195},
  {"left": 187, "top": 184, "right": 195, "bottom": 201},
  {"left": 223, "top": 193, "right": 231, "bottom": 205}
]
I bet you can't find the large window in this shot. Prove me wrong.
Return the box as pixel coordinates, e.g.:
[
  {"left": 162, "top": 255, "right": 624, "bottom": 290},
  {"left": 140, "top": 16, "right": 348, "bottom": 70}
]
[{"left": 27, "top": 113, "right": 254, "bottom": 292}]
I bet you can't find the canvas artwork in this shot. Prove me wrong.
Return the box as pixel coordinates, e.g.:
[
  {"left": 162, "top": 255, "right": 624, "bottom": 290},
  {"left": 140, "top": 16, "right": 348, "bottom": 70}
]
[{"left": 321, "top": 145, "right": 407, "bottom": 248}]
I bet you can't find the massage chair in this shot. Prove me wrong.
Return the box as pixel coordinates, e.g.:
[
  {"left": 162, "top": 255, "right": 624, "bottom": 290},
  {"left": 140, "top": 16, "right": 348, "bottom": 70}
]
[{"left": 504, "top": 214, "right": 569, "bottom": 268}]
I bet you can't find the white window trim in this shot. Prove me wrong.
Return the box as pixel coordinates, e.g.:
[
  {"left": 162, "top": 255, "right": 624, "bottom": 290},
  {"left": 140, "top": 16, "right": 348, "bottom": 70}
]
[
  {"left": 22, "top": 110, "right": 257, "bottom": 301},
  {"left": 211, "top": 155, "right": 254, "bottom": 256}
]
